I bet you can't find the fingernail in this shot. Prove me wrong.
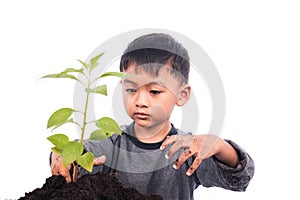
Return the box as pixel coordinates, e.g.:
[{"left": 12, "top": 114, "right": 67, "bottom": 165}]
[
  {"left": 186, "top": 171, "right": 191, "bottom": 176},
  {"left": 165, "top": 154, "right": 169, "bottom": 160},
  {"left": 173, "top": 164, "right": 177, "bottom": 169},
  {"left": 97, "top": 156, "right": 106, "bottom": 163},
  {"left": 160, "top": 146, "right": 164, "bottom": 150}
]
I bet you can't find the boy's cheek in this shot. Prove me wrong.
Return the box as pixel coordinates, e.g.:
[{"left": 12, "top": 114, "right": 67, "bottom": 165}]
[
  {"left": 122, "top": 96, "right": 131, "bottom": 108},
  {"left": 122, "top": 92, "right": 130, "bottom": 103},
  {"left": 150, "top": 105, "right": 166, "bottom": 117},
  {"left": 122, "top": 97, "right": 134, "bottom": 113}
]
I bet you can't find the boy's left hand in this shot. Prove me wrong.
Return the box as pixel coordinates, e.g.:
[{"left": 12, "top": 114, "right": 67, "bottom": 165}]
[{"left": 160, "top": 134, "right": 222, "bottom": 176}]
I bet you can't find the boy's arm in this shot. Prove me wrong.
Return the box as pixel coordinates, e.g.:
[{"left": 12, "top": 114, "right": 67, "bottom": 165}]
[
  {"left": 160, "top": 135, "right": 254, "bottom": 190},
  {"left": 210, "top": 137, "right": 240, "bottom": 167},
  {"left": 196, "top": 139, "right": 254, "bottom": 191},
  {"left": 161, "top": 134, "right": 241, "bottom": 175}
]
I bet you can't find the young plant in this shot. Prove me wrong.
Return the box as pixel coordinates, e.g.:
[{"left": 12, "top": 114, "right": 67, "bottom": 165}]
[{"left": 42, "top": 53, "right": 124, "bottom": 182}]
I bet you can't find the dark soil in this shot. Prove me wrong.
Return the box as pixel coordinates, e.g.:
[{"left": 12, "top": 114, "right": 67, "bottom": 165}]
[{"left": 19, "top": 172, "right": 162, "bottom": 200}]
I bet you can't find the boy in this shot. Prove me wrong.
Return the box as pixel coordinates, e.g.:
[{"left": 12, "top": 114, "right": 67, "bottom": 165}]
[{"left": 51, "top": 33, "right": 254, "bottom": 199}]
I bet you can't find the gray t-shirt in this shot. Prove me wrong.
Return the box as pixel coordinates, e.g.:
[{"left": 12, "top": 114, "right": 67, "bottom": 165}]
[{"left": 80, "top": 123, "right": 254, "bottom": 200}]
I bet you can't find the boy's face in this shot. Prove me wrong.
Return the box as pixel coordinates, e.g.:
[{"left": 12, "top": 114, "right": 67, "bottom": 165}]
[{"left": 121, "top": 64, "right": 190, "bottom": 129}]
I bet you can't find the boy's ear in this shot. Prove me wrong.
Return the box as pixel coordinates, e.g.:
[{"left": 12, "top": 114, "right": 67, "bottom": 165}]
[{"left": 176, "top": 84, "right": 191, "bottom": 106}]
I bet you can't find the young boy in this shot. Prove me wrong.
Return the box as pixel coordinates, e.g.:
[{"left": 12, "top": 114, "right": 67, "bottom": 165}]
[{"left": 51, "top": 33, "right": 254, "bottom": 199}]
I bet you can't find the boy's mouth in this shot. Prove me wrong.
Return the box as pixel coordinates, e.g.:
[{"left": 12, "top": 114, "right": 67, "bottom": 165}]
[{"left": 134, "top": 112, "right": 150, "bottom": 119}]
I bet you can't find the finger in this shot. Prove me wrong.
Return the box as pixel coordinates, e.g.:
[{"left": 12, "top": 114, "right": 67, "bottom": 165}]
[
  {"left": 173, "top": 148, "right": 193, "bottom": 170},
  {"left": 59, "top": 168, "right": 72, "bottom": 183},
  {"left": 51, "top": 167, "right": 59, "bottom": 175},
  {"left": 160, "top": 135, "right": 177, "bottom": 150},
  {"left": 50, "top": 153, "right": 62, "bottom": 175},
  {"left": 186, "top": 156, "right": 203, "bottom": 176},
  {"left": 94, "top": 155, "right": 107, "bottom": 166},
  {"left": 165, "top": 139, "right": 186, "bottom": 160},
  {"left": 50, "top": 152, "right": 72, "bottom": 182}
]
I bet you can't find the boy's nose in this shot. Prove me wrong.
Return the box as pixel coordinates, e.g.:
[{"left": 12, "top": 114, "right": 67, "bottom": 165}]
[{"left": 135, "top": 91, "right": 149, "bottom": 108}]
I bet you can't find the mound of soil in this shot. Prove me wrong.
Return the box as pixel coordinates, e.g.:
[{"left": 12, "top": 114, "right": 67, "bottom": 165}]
[{"left": 19, "top": 172, "right": 162, "bottom": 200}]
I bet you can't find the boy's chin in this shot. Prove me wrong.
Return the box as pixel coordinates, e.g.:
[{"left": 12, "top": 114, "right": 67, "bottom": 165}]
[
  {"left": 133, "top": 119, "right": 168, "bottom": 129},
  {"left": 134, "top": 120, "right": 152, "bottom": 128}
]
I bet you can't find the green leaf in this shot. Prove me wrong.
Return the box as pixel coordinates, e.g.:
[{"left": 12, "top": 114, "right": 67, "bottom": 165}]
[
  {"left": 47, "top": 108, "right": 74, "bottom": 129},
  {"left": 47, "top": 134, "right": 69, "bottom": 149},
  {"left": 77, "top": 59, "right": 90, "bottom": 69},
  {"left": 62, "top": 141, "right": 83, "bottom": 167},
  {"left": 100, "top": 72, "right": 127, "bottom": 78},
  {"left": 41, "top": 67, "right": 83, "bottom": 81},
  {"left": 86, "top": 85, "right": 107, "bottom": 96},
  {"left": 96, "top": 117, "right": 121, "bottom": 135},
  {"left": 51, "top": 147, "right": 63, "bottom": 155},
  {"left": 90, "top": 52, "right": 105, "bottom": 69},
  {"left": 91, "top": 72, "right": 126, "bottom": 84},
  {"left": 51, "top": 118, "right": 75, "bottom": 131},
  {"left": 77, "top": 152, "right": 94, "bottom": 172},
  {"left": 90, "top": 129, "right": 109, "bottom": 140},
  {"left": 62, "top": 68, "right": 83, "bottom": 74},
  {"left": 42, "top": 73, "right": 78, "bottom": 81}
]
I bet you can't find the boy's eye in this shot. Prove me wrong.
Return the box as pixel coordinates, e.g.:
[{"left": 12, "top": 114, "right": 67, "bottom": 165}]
[
  {"left": 150, "top": 90, "right": 161, "bottom": 95},
  {"left": 126, "top": 88, "right": 136, "bottom": 93}
]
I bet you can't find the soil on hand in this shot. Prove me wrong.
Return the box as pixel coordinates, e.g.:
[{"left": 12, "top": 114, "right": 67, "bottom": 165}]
[{"left": 19, "top": 172, "right": 162, "bottom": 200}]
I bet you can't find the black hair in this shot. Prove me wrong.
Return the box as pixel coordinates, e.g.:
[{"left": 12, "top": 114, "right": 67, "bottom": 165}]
[{"left": 120, "top": 33, "right": 190, "bottom": 84}]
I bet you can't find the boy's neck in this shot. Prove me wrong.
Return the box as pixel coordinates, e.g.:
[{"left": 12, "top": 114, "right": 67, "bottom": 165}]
[{"left": 134, "top": 122, "right": 172, "bottom": 143}]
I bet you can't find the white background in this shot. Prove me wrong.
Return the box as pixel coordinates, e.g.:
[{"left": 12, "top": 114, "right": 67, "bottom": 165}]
[{"left": 0, "top": 0, "right": 299, "bottom": 199}]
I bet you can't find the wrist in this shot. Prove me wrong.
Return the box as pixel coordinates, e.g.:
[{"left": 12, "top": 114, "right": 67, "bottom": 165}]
[{"left": 214, "top": 139, "right": 239, "bottom": 168}]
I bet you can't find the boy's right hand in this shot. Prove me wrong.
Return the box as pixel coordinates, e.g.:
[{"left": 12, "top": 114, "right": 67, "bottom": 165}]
[{"left": 50, "top": 152, "right": 107, "bottom": 183}]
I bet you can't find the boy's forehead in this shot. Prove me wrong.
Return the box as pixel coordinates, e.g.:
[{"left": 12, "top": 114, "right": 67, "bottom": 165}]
[{"left": 122, "top": 64, "right": 180, "bottom": 87}]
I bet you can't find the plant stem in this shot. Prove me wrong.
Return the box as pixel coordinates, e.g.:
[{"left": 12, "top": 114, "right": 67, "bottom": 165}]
[
  {"left": 72, "top": 161, "right": 79, "bottom": 182},
  {"left": 79, "top": 69, "right": 91, "bottom": 144},
  {"left": 73, "top": 69, "right": 91, "bottom": 182}
]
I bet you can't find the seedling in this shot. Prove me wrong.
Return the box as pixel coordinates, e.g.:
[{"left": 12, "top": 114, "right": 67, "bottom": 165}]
[{"left": 42, "top": 53, "right": 124, "bottom": 182}]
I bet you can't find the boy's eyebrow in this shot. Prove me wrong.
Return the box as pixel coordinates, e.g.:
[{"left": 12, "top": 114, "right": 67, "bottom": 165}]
[
  {"left": 146, "top": 81, "right": 167, "bottom": 87},
  {"left": 122, "top": 79, "right": 167, "bottom": 87},
  {"left": 122, "top": 79, "right": 138, "bottom": 86}
]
